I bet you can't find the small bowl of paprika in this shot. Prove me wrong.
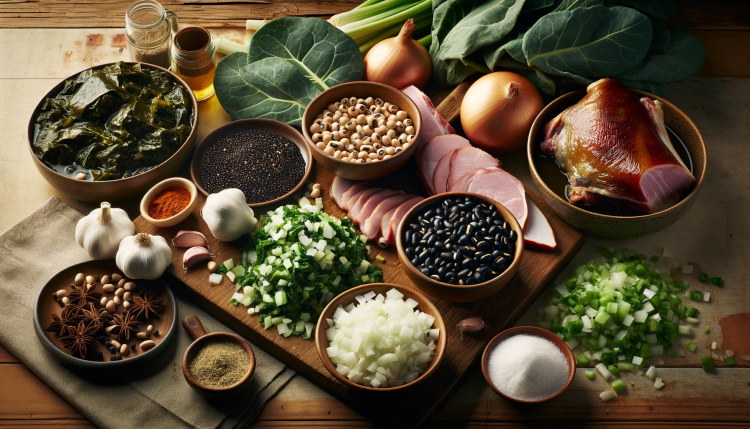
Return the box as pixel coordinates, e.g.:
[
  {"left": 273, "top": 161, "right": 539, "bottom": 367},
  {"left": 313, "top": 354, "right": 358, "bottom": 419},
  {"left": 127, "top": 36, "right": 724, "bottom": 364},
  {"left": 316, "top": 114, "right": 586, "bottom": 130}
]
[{"left": 140, "top": 177, "right": 198, "bottom": 228}]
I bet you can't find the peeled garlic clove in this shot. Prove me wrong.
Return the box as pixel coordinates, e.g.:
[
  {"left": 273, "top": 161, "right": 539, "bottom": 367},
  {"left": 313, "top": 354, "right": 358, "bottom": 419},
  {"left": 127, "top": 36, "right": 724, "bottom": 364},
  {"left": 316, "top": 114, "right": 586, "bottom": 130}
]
[
  {"left": 172, "top": 230, "right": 209, "bottom": 248},
  {"left": 183, "top": 246, "right": 212, "bottom": 269}
]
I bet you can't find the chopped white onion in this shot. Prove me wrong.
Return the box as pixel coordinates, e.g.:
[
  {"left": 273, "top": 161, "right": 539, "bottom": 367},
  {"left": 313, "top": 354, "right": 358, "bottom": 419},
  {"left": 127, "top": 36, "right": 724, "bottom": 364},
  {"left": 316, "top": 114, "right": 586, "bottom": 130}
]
[
  {"left": 703, "top": 292, "right": 711, "bottom": 302},
  {"left": 681, "top": 265, "right": 693, "bottom": 274},
  {"left": 654, "top": 377, "right": 665, "bottom": 389},
  {"left": 645, "top": 365, "right": 656, "bottom": 381},
  {"left": 209, "top": 273, "right": 223, "bottom": 284}
]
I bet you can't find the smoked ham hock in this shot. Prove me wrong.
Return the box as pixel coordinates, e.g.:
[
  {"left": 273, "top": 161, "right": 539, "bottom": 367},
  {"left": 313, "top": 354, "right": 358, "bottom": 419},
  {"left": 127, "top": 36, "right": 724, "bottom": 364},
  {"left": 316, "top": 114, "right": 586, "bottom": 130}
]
[{"left": 541, "top": 79, "right": 694, "bottom": 214}]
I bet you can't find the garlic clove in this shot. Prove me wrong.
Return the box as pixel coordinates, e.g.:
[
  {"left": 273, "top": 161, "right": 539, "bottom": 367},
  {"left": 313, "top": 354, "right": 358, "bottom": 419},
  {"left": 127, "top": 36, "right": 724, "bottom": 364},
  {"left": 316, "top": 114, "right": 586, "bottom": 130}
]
[
  {"left": 172, "top": 230, "right": 209, "bottom": 248},
  {"left": 183, "top": 246, "right": 212, "bottom": 269}
]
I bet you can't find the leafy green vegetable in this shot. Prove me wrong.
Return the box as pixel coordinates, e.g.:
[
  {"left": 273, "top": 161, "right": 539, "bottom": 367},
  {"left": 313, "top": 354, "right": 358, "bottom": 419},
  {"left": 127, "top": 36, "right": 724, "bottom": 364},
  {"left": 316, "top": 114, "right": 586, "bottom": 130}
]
[
  {"left": 618, "top": 26, "right": 705, "bottom": 85},
  {"left": 521, "top": 0, "right": 553, "bottom": 12},
  {"left": 607, "top": 0, "right": 678, "bottom": 19},
  {"left": 483, "top": 23, "right": 530, "bottom": 70},
  {"left": 553, "top": 0, "right": 602, "bottom": 11},
  {"left": 523, "top": 5, "right": 652, "bottom": 79},
  {"left": 230, "top": 202, "right": 381, "bottom": 338},
  {"left": 33, "top": 62, "right": 193, "bottom": 180},
  {"left": 214, "top": 17, "right": 364, "bottom": 126}
]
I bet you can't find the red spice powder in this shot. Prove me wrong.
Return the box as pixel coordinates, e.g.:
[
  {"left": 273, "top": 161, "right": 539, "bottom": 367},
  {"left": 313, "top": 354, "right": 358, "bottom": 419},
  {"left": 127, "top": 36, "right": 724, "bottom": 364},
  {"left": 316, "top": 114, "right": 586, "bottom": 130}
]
[
  {"left": 148, "top": 186, "right": 191, "bottom": 219},
  {"left": 719, "top": 313, "right": 750, "bottom": 362}
]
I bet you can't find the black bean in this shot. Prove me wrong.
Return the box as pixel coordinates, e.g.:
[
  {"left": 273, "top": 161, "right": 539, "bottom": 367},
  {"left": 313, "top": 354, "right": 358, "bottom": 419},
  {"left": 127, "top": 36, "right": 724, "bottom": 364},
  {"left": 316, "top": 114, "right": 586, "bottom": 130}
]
[
  {"left": 424, "top": 257, "right": 434, "bottom": 267},
  {"left": 473, "top": 272, "right": 485, "bottom": 283},
  {"left": 427, "top": 234, "right": 437, "bottom": 247},
  {"left": 446, "top": 271, "right": 457, "bottom": 279},
  {"left": 430, "top": 274, "right": 441, "bottom": 281},
  {"left": 459, "top": 234, "right": 471, "bottom": 245},
  {"left": 411, "top": 223, "right": 420, "bottom": 231},
  {"left": 440, "top": 252, "right": 452, "bottom": 260},
  {"left": 405, "top": 230, "right": 413, "bottom": 243},
  {"left": 418, "top": 249, "right": 430, "bottom": 262},
  {"left": 436, "top": 229, "right": 446, "bottom": 237},
  {"left": 420, "top": 268, "right": 430, "bottom": 276},
  {"left": 405, "top": 247, "right": 415, "bottom": 259},
  {"left": 416, "top": 245, "right": 425, "bottom": 254},
  {"left": 457, "top": 269, "right": 471, "bottom": 278},
  {"left": 461, "top": 258, "right": 475, "bottom": 269},
  {"left": 477, "top": 266, "right": 491, "bottom": 274},
  {"left": 477, "top": 241, "right": 492, "bottom": 252},
  {"left": 411, "top": 234, "right": 419, "bottom": 246},
  {"left": 424, "top": 209, "right": 436, "bottom": 218},
  {"left": 411, "top": 257, "right": 419, "bottom": 266}
]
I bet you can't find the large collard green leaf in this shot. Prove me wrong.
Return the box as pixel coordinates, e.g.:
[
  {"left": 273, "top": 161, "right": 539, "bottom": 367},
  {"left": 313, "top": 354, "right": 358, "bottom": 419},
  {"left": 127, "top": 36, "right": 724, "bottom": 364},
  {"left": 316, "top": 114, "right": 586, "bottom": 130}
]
[
  {"left": 617, "top": 27, "right": 705, "bottom": 84},
  {"left": 606, "top": 0, "right": 678, "bottom": 19},
  {"left": 436, "top": 0, "right": 526, "bottom": 61},
  {"left": 618, "top": 79, "right": 665, "bottom": 96},
  {"left": 521, "top": 0, "right": 554, "bottom": 12},
  {"left": 214, "top": 17, "right": 364, "bottom": 126},
  {"left": 552, "top": 0, "right": 602, "bottom": 11},
  {"left": 429, "top": 0, "right": 484, "bottom": 86},
  {"left": 523, "top": 5, "right": 652, "bottom": 79},
  {"left": 483, "top": 24, "right": 530, "bottom": 70}
]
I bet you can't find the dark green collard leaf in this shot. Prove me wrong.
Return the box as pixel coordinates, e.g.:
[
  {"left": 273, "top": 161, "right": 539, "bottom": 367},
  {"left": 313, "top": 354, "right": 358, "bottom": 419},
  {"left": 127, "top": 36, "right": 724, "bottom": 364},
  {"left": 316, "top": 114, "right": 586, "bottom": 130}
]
[
  {"left": 483, "top": 24, "right": 530, "bottom": 70},
  {"left": 433, "top": 57, "right": 480, "bottom": 86},
  {"left": 553, "top": 0, "right": 602, "bottom": 11},
  {"left": 523, "top": 5, "right": 652, "bottom": 79},
  {"left": 522, "top": 0, "right": 554, "bottom": 12},
  {"left": 618, "top": 79, "right": 665, "bottom": 96},
  {"left": 489, "top": 57, "right": 557, "bottom": 94},
  {"left": 214, "top": 17, "right": 363, "bottom": 125},
  {"left": 617, "top": 27, "right": 705, "bottom": 84},
  {"left": 430, "top": 0, "right": 483, "bottom": 86},
  {"left": 436, "top": 0, "right": 526, "bottom": 61},
  {"left": 606, "top": 0, "right": 678, "bottom": 19}
]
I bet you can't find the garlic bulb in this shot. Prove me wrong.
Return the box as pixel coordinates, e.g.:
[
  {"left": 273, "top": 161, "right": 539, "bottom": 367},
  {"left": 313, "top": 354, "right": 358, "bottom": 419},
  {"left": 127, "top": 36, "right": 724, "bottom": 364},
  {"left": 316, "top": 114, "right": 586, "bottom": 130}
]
[
  {"left": 202, "top": 188, "right": 257, "bottom": 242},
  {"left": 116, "top": 233, "right": 172, "bottom": 280},
  {"left": 76, "top": 202, "right": 135, "bottom": 259}
]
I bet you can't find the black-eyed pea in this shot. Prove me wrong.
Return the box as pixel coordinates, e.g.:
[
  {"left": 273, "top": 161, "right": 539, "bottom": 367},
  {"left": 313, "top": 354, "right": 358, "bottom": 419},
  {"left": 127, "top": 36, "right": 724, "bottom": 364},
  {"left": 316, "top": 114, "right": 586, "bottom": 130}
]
[
  {"left": 377, "top": 148, "right": 385, "bottom": 158},
  {"left": 395, "top": 147, "right": 403, "bottom": 154},
  {"left": 378, "top": 119, "right": 386, "bottom": 127},
  {"left": 332, "top": 131, "right": 341, "bottom": 140},
  {"left": 407, "top": 135, "right": 417, "bottom": 144},
  {"left": 339, "top": 116, "right": 348, "bottom": 125},
  {"left": 392, "top": 138, "right": 402, "bottom": 148},
  {"left": 357, "top": 98, "right": 366, "bottom": 105},
  {"left": 368, "top": 152, "right": 379, "bottom": 159},
  {"left": 339, "top": 128, "right": 349, "bottom": 138},
  {"left": 382, "top": 135, "right": 392, "bottom": 146},
  {"left": 312, "top": 133, "right": 322, "bottom": 143},
  {"left": 403, "top": 118, "right": 413, "bottom": 127},
  {"left": 356, "top": 124, "right": 364, "bottom": 133},
  {"left": 355, "top": 103, "right": 367, "bottom": 114},
  {"left": 363, "top": 125, "right": 374, "bottom": 135},
  {"left": 375, "top": 97, "right": 384, "bottom": 106},
  {"left": 386, "top": 120, "right": 397, "bottom": 129},
  {"left": 345, "top": 144, "right": 356, "bottom": 152},
  {"left": 405, "top": 126, "right": 415, "bottom": 135},
  {"left": 387, "top": 129, "right": 397, "bottom": 139},
  {"left": 351, "top": 157, "right": 359, "bottom": 163},
  {"left": 347, "top": 106, "right": 358, "bottom": 116},
  {"left": 396, "top": 121, "right": 405, "bottom": 132},
  {"left": 358, "top": 151, "right": 369, "bottom": 159},
  {"left": 327, "top": 103, "right": 337, "bottom": 112},
  {"left": 358, "top": 159, "right": 367, "bottom": 164},
  {"left": 385, "top": 146, "right": 396, "bottom": 155},
  {"left": 396, "top": 110, "right": 408, "bottom": 121},
  {"left": 356, "top": 130, "right": 366, "bottom": 140},
  {"left": 341, "top": 97, "right": 350, "bottom": 106},
  {"left": 346, "top": 121, "right": 356, "bottom": 131},
  {"left": 383, "top": 154, "right": 393, "bottom": 160},
  {"left": 361, "top": 137, "right": 372, "bottom": 146},
  {"left": 324, "top": 146, "right": 335, "bottom": 155},
  {"left": 349, "top": 96, "right": 358, "bottom": 105},
  {"left": 316, "top": 141, "right": 326, "bottom": 150},
  {"left": 328, "top": 141, "right": 340, "bottom": 150},
  {"left": 333, "top": 150, "right": 341, "bottom": 159},
  {"left": 360, "top": 144, "right": 373, "bottom": 152},
  {"left": 342, "top": 156, "right": 350, "bottom": 162},
  {"left": 388, "top": 105, "right": 399, "bottom": 114},
  {"left": 366, "top": 116, "right": 378, "bottom": 128},
  {"left": 372, "top": 142, "right": 382, "bottom": 150},
  {"left": 322, "top": 115, "right": 333, "bottom": 123},
  {"left": 365, "top": 96, "right": 374, "bottom": 105},
  {"left": 322, "top": 134, "right": 332, "bottom": 144},
  {"left": 356, "top": 114, "right": 367, "bottom": 125},
  {"left": 403, "top": 142, "right": 411, "bottom": 151},
  {"left": 365, "top": 158, "right": 373, "bottom": 163},
  {"left": 331, "top": 122, "right": 339, "bottom": 132},
  {"left": 375, "top": 125, "right": 388, "bottom": 135},
  {"left": 383, "top": 101, "right": 391, "bottom": 110},
  {"left": 399, "top": 134, "right": 409, "bottom": 145},
  {"left": 321, "top": 122, "right": 332, "bottom": 132}
]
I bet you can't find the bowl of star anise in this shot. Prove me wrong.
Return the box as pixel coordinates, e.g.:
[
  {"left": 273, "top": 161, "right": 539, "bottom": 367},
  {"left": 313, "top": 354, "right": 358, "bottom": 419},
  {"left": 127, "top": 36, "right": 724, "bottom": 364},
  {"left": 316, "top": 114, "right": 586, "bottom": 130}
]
[{"left": 33, "top": 260, "right": 176, "bottom": 371}]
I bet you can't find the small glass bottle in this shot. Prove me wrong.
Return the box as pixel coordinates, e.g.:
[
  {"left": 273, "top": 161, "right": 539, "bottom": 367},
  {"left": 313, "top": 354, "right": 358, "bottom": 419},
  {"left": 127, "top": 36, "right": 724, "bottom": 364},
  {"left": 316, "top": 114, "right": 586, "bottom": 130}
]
[
  {"left": 171, "top": 26, "right": 217, "bottom": 101},
  {"left": 125, "top": 0, "right": 178, "bottom": 69}
]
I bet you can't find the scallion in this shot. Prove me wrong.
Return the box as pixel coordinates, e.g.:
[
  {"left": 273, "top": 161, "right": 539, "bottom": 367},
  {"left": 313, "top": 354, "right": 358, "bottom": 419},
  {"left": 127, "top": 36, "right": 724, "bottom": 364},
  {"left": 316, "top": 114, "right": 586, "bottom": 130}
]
[
  {"left": 686, "top": 342, "right": 697, "bottom": 352},
  {"left": 726, "top": 356, "right": 736, "bottom": 366},
  {"left": 698, "top": 273, "right": 708, "bottom": 283},
  {"left": 711, "top": 276, "right": 722, "bottom": 286},
  {"left": 585, "top": 369, "right": 596, "bottom": 380},
  {"left": 611, "top": 379, "right": 627, "bottom": 392},
  {"left": 700, "top": 355, "right": 716, "bottom": 371}
]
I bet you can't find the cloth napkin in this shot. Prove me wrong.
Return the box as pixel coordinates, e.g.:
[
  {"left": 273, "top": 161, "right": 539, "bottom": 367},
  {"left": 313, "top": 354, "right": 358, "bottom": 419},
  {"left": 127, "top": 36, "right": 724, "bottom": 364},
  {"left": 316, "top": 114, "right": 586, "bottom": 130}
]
[{"left": 0, "top": 197, "right": 294, "bottom": 428}]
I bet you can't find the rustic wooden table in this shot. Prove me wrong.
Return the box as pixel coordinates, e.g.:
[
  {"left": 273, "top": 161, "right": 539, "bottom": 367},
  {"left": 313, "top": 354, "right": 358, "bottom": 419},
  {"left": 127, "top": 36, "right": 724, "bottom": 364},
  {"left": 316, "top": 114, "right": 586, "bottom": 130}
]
[{"left": 1, "top": 1, "right": 749, "bottom": 428}]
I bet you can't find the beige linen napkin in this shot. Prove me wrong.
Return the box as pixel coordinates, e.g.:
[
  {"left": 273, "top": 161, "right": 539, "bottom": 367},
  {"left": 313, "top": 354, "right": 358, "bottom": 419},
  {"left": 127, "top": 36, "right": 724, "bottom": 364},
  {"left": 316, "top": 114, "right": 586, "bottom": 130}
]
[{"left": 0, "top": 197, "right": 294, "bottom": 428}]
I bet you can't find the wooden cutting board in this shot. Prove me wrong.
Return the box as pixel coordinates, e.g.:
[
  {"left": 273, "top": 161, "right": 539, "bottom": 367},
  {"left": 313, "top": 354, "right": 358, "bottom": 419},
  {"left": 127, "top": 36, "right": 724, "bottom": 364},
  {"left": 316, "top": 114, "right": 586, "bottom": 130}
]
[{"left": 134, "top": 158, "right": 583, "bottom": 428}]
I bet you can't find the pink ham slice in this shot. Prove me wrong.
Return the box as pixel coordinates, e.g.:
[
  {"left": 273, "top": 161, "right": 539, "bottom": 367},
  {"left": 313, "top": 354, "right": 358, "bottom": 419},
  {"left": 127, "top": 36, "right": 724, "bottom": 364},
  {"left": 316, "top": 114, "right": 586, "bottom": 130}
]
[
  {"left": 380, "top": 208, "right": 398, "bottom": 244},
  {"left": 432, "top": 150, "right": 456, "bottom": 195},
  {"left": 330, "top": 176, "right": 357, "bottom": 208},
  {"left": 523, "top": 199, "right": 556, "bottom": 250},
  {"left": 361, "top": 193, "right": 414, "bottom": 239},
  {"left": 385, "top": 196, "right": 424, "bottom": 245},
  {"left": 447, "top": 147, "right": 499, "bottom": 191},
  {"left": 353, "top": 189, "right": 402, "bottom": 224},
  {"left": 402, "top": 85, "right": 455, "bottom": 152},
  {"left": 341, "top": 181, "right": 372, "bottom": 210},
  {"left": 451, "top": 167, "right": 529, "bottom": 229},
  {"left": 418, "top": 135, "right": 471, "bottom": 194},
  {"left": 347, "top": 187, "right": 385, "bottom": 221}
]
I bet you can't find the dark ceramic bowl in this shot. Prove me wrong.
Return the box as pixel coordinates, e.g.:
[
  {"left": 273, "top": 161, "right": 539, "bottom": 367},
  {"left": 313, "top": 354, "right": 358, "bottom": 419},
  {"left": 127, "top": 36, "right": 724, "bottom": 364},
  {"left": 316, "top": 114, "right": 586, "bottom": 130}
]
[
  {"left": 396, "top": 192, "right": 524, "bottom": 302},
  {"left": 189, "top": 118, "right": 313, "bottom": 207},
  {"left": 33, "top": 260, "right": 177, "bottom": 371},
  {"left": 27, "top": 62, "right": 198, "bottom": 203},
  {"left": 481, "top": 326, "right": 575, "bottom": 403},
  {"left": 527, "top": 88, "right": 707, "bottom": 239},
  {"left": 314, "top": 283, "right": 447, "bottom": 392}
]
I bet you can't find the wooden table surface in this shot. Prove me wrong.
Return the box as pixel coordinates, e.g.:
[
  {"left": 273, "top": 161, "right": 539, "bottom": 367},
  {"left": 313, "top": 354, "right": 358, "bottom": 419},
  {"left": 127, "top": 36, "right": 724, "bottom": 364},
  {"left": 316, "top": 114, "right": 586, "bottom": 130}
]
[{"left": 1, "top": 1, "right": 750, "bottom": 428}]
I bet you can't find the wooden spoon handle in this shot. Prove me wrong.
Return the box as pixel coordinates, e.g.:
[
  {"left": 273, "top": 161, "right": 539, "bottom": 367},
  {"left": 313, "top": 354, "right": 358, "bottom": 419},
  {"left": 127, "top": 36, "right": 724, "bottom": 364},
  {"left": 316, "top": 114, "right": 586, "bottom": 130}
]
[{"left": 182, "top": 315, "right": 207, "bottom": 340}]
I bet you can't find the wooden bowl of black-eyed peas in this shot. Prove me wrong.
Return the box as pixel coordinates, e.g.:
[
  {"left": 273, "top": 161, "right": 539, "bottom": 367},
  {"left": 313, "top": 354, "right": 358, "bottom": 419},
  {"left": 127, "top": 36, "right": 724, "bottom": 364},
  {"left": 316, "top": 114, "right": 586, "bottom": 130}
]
[{"left": 301, "top": 81, "right": 422, "bottom": 181}]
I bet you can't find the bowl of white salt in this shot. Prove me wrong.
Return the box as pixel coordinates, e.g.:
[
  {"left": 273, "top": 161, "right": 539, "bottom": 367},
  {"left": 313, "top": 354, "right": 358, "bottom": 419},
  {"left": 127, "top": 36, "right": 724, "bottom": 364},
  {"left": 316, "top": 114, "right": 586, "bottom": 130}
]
[{"left": 481, "top": 326, "right": 575, "bottom": 403}]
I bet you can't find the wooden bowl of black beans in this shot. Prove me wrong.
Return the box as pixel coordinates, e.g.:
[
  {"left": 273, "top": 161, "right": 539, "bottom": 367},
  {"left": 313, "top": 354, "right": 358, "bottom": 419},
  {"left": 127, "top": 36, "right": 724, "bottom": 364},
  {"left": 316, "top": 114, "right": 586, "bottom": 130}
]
[{"left": 396, "top": 193, "right": 524, "bottom": 302}]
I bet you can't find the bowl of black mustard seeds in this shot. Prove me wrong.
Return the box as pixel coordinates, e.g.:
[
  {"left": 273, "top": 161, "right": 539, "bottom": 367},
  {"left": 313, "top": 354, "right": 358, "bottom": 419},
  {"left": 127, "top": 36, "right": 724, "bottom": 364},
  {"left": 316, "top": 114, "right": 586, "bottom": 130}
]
[{"left": 191, "top": 119, "right": 312, "bottom": 206}]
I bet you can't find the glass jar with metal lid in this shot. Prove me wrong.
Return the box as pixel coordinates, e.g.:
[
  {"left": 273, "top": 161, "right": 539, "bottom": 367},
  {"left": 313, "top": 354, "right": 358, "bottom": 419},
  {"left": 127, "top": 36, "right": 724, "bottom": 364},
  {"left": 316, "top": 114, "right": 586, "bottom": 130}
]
[{"left": 125, "top": 0, "right": 178, "bottom": 69}]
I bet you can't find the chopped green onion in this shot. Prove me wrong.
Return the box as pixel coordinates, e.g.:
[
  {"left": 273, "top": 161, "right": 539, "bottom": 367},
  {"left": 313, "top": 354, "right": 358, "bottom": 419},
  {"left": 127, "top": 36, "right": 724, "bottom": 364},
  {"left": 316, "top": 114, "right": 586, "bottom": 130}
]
[
  {"left": 703, "top": 327, "right": 710, "bottom": 334},
  {"left": 608, "top": 365, "right": 620, "bottom": 377},
  {"left": 686, "top": 342, "right": 697, "bottom": 352},
  {"left": 700, "top": 355, "right": 716, "bottom": 371},
  {"left": 375, "top": 255, "right": 386, "bottom": 263},
  {"left": 698, "top": 273, "right": 708, "bottom": 282},
  {"left": 577, "top": 353, "right": 590, "bottom": 366},
  {"left": 650, "top": 256, "right": 659, "bottom": 263},
  {"left": 611, "top": 379, "right": 627, "bottom": 392},
  {"left": 685, "top": 307, "right": 698, "bottom": 318},
  {"left": 711, "top": 277, "right": 722, "bottom": 286},
  {"left": 688, "top": 290, "right": 703, "bottom": 301},
  {"left": 726, "top": 356, "right": 736, "bottom": 366},
  {"left": 585, "top": 370, "right": 596, "bottom": 380}
]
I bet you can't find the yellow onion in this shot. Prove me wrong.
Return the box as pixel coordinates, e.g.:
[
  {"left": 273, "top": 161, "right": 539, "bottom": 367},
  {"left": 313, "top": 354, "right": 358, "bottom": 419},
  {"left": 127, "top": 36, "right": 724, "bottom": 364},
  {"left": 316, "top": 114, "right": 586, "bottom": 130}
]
[
  {"left": 364, "top": 19, "right": 431, "bottom": 90},
  {"left": 460, "top": 72, "right": 544, "bottom": 154}
]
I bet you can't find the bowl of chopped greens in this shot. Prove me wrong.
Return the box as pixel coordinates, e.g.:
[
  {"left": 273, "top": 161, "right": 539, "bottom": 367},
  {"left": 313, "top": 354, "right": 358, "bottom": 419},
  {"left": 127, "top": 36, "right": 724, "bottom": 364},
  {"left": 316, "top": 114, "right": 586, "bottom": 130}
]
[
  {"left": 27, "top": 62, "right": 198, "bottom": 202},
  {"left": 222, "top": 200, "right": 383, "bottom": 339}
]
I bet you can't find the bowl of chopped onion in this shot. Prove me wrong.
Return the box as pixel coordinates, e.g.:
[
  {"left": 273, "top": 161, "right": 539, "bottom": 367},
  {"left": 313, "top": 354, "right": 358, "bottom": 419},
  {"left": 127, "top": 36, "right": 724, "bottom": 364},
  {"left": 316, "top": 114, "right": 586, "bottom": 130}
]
[{"left": 314, "top": 283, "right": 446, "bottom": 391}]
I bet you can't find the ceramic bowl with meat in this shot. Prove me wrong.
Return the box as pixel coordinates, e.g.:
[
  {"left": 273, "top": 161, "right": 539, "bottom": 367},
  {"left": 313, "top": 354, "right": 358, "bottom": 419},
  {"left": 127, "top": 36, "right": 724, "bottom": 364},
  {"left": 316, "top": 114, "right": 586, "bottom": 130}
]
[{"left": 528, "top": 78, "right": 707, "bottom": 239}]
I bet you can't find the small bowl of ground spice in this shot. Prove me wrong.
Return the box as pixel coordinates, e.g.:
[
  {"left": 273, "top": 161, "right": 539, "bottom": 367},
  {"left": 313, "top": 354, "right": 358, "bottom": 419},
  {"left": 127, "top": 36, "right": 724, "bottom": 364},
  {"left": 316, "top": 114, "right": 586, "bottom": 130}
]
[
  {"left": 140, "top": 177, "right": 198, "bottom": 227},
  {"left": 182, "top": 316, "right": 256, "bottom": 399}
]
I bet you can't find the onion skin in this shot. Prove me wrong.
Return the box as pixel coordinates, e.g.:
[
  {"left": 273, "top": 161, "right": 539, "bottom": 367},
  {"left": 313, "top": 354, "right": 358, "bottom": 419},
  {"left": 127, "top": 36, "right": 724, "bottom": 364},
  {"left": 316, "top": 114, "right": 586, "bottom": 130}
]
[
  {"left": 364, "top": 19, "right": 432, "bottom": 90},
  {"left": 460, "top": 72, "right": 544, "bottom": 154}
]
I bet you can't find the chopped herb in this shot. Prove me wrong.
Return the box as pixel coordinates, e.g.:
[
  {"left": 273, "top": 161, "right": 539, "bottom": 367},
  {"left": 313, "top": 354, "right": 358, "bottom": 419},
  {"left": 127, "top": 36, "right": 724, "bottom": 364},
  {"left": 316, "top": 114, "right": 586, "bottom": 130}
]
[
  {"left": 686, "top": 342, "right": 697, "bottom": 352},
  {"left": 375, "top": 255, "right": 386, "bottom": 263},
  {"left": 700, "top": 355, "right": 715, "bottom": 371},
  {"left": 725, "top": 356, "right": 736, "bottom": 366},
  {"left": 577, "top": 353, "right": 590, "bottom": 366},
  {"left": 685, "top": 307, "right": 698, "bottom": 318},
  {"left": 585, "top": 369, "right": 596, "bottom": 380},
  {"left": 703, "top": 327, "right": 710, "bottom": 334},
  {"left": 711, "top": 277, "right": 722, "bottom": 286},
  {"left": 698, "top": 273, "right": 708, "bottom": 283},
  {"left": 608, "top": 365, "right": 620, "bottom": 378},
  {"left": 650, "top": 255, "right": 660, "bottom": 263},
  {"left": 611, "top": 379, "right": 627, "bottom": 392},
  {"left": 688, "top": 290, "right": 703, "bottom": 301}
]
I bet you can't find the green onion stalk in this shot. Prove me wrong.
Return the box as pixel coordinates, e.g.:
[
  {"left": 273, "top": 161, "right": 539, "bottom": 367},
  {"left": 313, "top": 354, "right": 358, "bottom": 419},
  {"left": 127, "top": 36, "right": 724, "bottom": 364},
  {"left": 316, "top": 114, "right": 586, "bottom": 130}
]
[{"left": 330, "top": 0, "right": 433, "bottom": 55}]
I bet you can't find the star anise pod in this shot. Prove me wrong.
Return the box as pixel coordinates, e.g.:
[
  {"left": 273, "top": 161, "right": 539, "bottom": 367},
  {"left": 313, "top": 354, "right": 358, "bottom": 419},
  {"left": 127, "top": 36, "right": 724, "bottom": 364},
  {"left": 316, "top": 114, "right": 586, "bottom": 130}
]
[
  {"left": 45, "top": 306, "right": 84, "bottom": 336},
  {"left": 60, "top": 320, "right": 99, "bottom": 359},
  {"left": 67, "top": 283, "right": 102, "bottom": 307},
  {"left": 130, "top": 293, "right": 163, "bottom": 320},
  {"left": 80, "top": 302, "right": 111, "bottom": 330},
  {"left": 107, "top": 311, "right": 141, "bottom": 341}
]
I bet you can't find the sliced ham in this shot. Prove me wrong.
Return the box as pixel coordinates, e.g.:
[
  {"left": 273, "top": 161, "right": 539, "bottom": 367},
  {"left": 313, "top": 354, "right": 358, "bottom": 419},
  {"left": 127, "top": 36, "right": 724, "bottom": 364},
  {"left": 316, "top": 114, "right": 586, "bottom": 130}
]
[
  {"left": 385, "top": 196, "right": 424, "bottom": 245},
  {"left": 380, "top": 207, "right": 398, "bottom": 243},
  {"left": 330, "top": 176, "right": 357, "bottom": 208},
  {"left": 453, "top": 167, "right": 529, "bottom": 229},
  {"left": 361, "top": 193, "right": 414, "bottom": 239},
  {"left": 353, "top": 189, "right": 402, "bottom": 224},
  {"left": 418, "top": 135, "right": 471, "bottom": 194},
  {"left": 447, "top": 147, "right": 500, "bottom": 191},
  {"left": 402, "top": 85, "right": 455, "bottom": 152},
  {"left": 432, "top": 150, "right": 456, "bottom": 195},
  {"left": 341, "top": 181, "right": 372, "bottom": 210},
  {"left": 348, "top": 188, "right": 385, "bottom": 221},
  {"left": 523, "top": 199, "right": 557, "bottom": 250}
]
